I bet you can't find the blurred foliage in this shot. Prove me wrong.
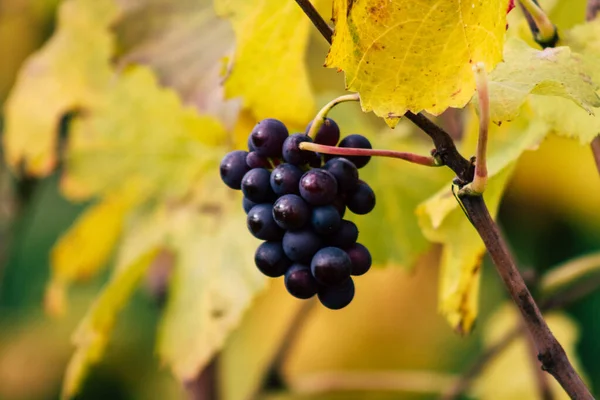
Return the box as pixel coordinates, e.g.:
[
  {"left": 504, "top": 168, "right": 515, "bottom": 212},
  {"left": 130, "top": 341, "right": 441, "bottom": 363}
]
[{"left": 0, "top": 0, "right": 600, "bottom": 400}]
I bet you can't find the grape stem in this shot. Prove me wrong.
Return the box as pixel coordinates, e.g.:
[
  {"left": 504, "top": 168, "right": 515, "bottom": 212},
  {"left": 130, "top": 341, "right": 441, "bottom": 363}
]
[
  {"left": 306, "top": 93, "right": 361, "bottom": 140},
  {"left": 296, "top": 2, "right": 593, "bottom": 398},
  {"left": 459, "top": 63, "right": 489, "bottom": 196},
  {"left": 518, "top": 0, "right": 559, "bottom": 47},
  {"left": 299, "top": 142, "right": 442, "bottom": 167}
]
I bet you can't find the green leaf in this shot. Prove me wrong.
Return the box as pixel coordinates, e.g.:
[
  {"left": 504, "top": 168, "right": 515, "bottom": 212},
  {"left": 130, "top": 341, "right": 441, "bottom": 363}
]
[
  {"left": 540, "top": 252, "right": 600, "bottom": 297},
  {"left": 325, "top": 0, "right": 509, "bottom": 125},
  {"left": 483, "top": 38, "right": 600, "bottom": 123}
]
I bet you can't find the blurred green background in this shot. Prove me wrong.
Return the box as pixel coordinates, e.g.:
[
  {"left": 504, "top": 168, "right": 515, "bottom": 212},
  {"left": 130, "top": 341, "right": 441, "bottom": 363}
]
[{"left": 1, "top": 1, "right": 600, "bottom": 399}]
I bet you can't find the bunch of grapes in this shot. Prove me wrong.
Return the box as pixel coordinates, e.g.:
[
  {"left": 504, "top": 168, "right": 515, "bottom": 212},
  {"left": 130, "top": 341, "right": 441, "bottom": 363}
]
[{"left": 219, "top": 118, "right": 375, "bottom": 310}]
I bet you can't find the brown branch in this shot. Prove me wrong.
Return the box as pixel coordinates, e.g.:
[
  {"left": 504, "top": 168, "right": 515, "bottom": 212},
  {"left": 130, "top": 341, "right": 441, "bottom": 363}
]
[
  {"left": 293, "top": 0, "right": 332, "bottom": 43},
  {"left": 296, "top": 3, "right": 593, "bottom": 398},
  {"left": 587, "top": 0, "right": 600, "bottom": 20},
  {"left": 184, "top": 356, "right": 219, "bottom": 400},
  {"left": 523, "top": 318, "right": 555, "bottom": 400}
]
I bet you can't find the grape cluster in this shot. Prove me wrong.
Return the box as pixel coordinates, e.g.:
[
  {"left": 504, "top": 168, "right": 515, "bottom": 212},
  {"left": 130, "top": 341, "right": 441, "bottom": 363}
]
[{"left": 219, "top": 118, "right": 375, "bottom": 310}]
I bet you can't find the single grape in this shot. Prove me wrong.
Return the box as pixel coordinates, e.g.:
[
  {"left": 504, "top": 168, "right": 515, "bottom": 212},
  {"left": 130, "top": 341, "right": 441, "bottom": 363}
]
[
  {"left": 299, "top": 169, "right": 338, "bottom": 206},
  {"left": 285, "top": 264, "right": 319, "bottom": 299},
  {"left": 220, "top": 150, "right": 250, "bottom": 190},
  {"left": 246, "top": 151, "right": 272, "bottom": 169},
  {"left": 282, "top": 229, "right": 322, "bottom": 262},
  {"left": 310, "top": 247, "right": 352, "bottom": 286},
  {"left": 255, "top": 241, "right": 292, "bottom": 277},
  {"left": 247, "top": 204, "right": 284, "bottom": 241},
  {"left": 282, "top": 133, "right": 319, "bottom": 165},
  {"left": 243, "top": 197, "right": 258, "bottom": 214},
  {"left": 270, "top": 163, "right": 303, "bottom": 196},
  {"left": 326, "top": 220, "right": 358, "bottom": 248},
  {"left": 250, "top": 118, "right": 289, "bottom": 157},
  {"left": 272, "top": 194, "right": 310, "bottom": 230},
  {"left": 311, "top": 205, "right": 341, "bottom": 235},
  {"left": 324, "top": 157, "right": 359, "bottom": 193},
  {"left": 332, "top": 195, "right": 347, "bottom": 218},
  {"left": 306, "top": 118, "right": 340, "bottom": 146},
  {"left": 241, "top": 168, "right": 275, "bottom": 203},
  {"left": 345, "top": 243, "right": 372, "bottom": 276},
  {"left": 247, "top": 135, "right": 255, "bottom": 151},
  {"left": 318, "top": 278, "right": 355, "bottom": 310},
  {"left": 337, "top": 134, "right": 372, "bottom": 168},
  {"left": 347, "top": 180, "right": 376, "bottom": 215}
]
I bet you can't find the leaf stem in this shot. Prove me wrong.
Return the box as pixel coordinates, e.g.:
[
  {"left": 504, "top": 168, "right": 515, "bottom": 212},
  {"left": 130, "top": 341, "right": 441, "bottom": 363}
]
[
  {"left": 306, "top": 93, "right": 360, "bottom": 139},
  {"left": 299, "top": 142, "right": 442, "bottom": 167},
  {"left": 518, "top": 0, "right": 559, "bottom": 48},
  {"left": 293, "top": 0, "right": 333, "bottom": 44}
]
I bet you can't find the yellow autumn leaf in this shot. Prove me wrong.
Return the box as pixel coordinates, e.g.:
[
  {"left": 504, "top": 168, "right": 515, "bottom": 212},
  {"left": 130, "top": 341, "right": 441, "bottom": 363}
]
[
  {"left": 472, "top": 304, "right": 586, "bottom": 399},
  {"left": 214, "top": 0, "right": 317, "bottom": 127},
  {"left": 417, "top": 107, "right": 547, "bottom": 332},
  {"left": 326, "top": 0, "right": 509, "bottom": 124},
  {"left": 2, "top": 0, "right": 118, "bottom": 175},
  {"left": 45, "top": 192, "right": 137, "bottom": 316},
  {"left": 61, "top": 247, "right": 160, "bottom": 399}
]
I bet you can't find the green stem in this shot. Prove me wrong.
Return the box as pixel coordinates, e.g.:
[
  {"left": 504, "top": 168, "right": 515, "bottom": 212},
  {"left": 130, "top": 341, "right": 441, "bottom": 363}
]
[
  {"left": 306, "top": 94, "right": 360, "bottom": 139},
  {"left": 518, "top": 0, "right": 558, "bottom": 47},
  {"left": 299, "top": 142, "right": 442, "bottom": 167},
  {"left": 540, "top": 252, "right": 600, "bottom": 297}
]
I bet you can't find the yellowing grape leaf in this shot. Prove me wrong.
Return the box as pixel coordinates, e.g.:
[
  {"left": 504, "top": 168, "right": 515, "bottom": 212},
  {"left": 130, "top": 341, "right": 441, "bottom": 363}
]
[
  {"left": 325, "top": 0, "right": 509, "bottom": 124},
  {"left": 214, "top": 0, "right": 316, "bottom": 127},
  {"left": 482, "top": 38, "right": 600, "bottom": 123},
  {"left": 2, "top": 0, "right": 118, "bottom": 175},
  {"left": 417, "top": 108, "right": 547, "bottom": 332},
  {"left": 62, "top": 247, "right": 160, "bottom": 400},
  {"left": 472, "top": 303, "right": 586, "bottom": 399},
  {"left": 157, "top": 181, "right": 265, "bottom": 381},
  {"left": 45, "top": 192, "right": 137, "bottom": 316},
  {"left": 61, "top": 67, "right": 226, "bottom": 201}
]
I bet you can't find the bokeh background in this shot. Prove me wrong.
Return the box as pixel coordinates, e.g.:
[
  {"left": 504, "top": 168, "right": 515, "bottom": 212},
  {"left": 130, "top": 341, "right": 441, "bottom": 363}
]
[{"left": 1, "top": 1, "right": 600, "bottom": 399}]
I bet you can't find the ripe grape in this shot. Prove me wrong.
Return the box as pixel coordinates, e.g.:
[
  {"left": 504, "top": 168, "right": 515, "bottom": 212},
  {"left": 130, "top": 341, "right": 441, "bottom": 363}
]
[
  {"left": 270, "top": 163, "right": 302, "bottom": 196},
  {"left": 285, "top": 264, "right": 318, "bottom": 299},
  {"left": 311, "top": 247, "right": 352, "bottom": 286},
  {"left": 220, "top": 150, "right": 250, "bottom": 189},
  {"left": 242, "top": 197, "right": 258, "bottom": 214},
  {"left": 299, "top": 169, "right": 338, "bottom": 206},
  {"left": 247, "top": 204, "right": 284, "bottom": 241},
  {"left": 306, "top": 118, "right": 340, "bottom": 146},
  {"left": 345, "top": 243, "right": 372, "bottom": 276},
  {"left": 318, "top": 278, "right": 355, "bottom": 310},
  {"left": 332, "top": 195, "right": 347, "bottom": 218},
  {"left": 282, "top": 133, "right": 317, "bottom": 165},
  {"left": 272, "top": 194, "right": 310, "bottom": 230},
  {"left": 282, "top": 229, "right": 322, "bottom": 262},
  {"left": 248, "top": 136, "right": 255, "bottom": 151},
  {"left": 347, "top": 180, "right": 376, "bottom": 215},
  {"left": 326, "top": 220, "right": 358, "bottom": 248},
  {"left": 311, "top": 205, "right": 341, "bottom": 235},
  {"left": 338, "top": 134, "right": 372, "bottom": 168},
  {"left": 255, "top": 241, "right": 292, "bottom": 277},
  {"left": 241, "top": 168, "right": 275, "bottom": 203},
  {"left": 324, "top": 157, "right": 359, "bottom": 193},
  {"left": 250, "top": 118, "right": 289, "bottom": 157},
  {"left": 246, "top": 151, "right": 271, "bottom": 169}
]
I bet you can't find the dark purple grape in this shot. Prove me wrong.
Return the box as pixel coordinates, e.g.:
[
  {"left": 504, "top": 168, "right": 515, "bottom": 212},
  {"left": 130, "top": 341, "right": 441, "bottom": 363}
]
[
  {"left": 311, "top": 247, "right": 352, "bottom": 286},
  {"left": 306, "top": 118, "right": 340, "bottom": 146},
  {"left": 220, "top": 150, "right": 250, "bottom": 190},
  {"left": 272, "top": 194, "right": 310, "bottom": 230},
  {"left": 282, "top": 133, "right": 318, "bottom": 165},
  {"left": 338, "top": 134, "right": 372, "bottom": 168},
  {"left": 255, "top": 241, "right": 292, "bottom": 277},
  {"left": 285, "top": 264, "right": 318, "bottom": 299},
  {"left": 326, "top": 220, "right": 358, "bottom": 248},
  {"left": 243, "top": 197, "right": 258, "bottom": 214},
  {"left": 247, "top": 204, "right": 284, "bottom": 241},
  {"left": 299, "top": 169, "right": 338, "bottom": 206},
  {"left": 332, "top": 195, "right": 346, "bottom": 218},
  {"left": 241, "top": 168, "right": 275, "bottom": 203},
  {"left": 250, "top": 119, "right": 289, "bottom": 157},
  {"left": 311, "top": 205, "right": 341, "bottom": 235},
  {"left": 347, "top": 180, "right": 375, "bottom": 215},
  {"left": 318, "top": 278, "right": 355, "bottom": 310},
  {"left": 248, "top": 135, "right": 255, "bottom": 151},
  {"left": 246, "top": 151, "right": 271, "bottom": 169},
  {"left": 282, "top": 229, "right": 322, "bottom": 262},
  {"left": 324, "top": 157, "right": 359, "bottom": 193},
  {"left": 270, "top": 164, "right": 303, "bottom": 195},
  {"left": 345, "top": 243, "right": 372, "bottom": 276}
]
